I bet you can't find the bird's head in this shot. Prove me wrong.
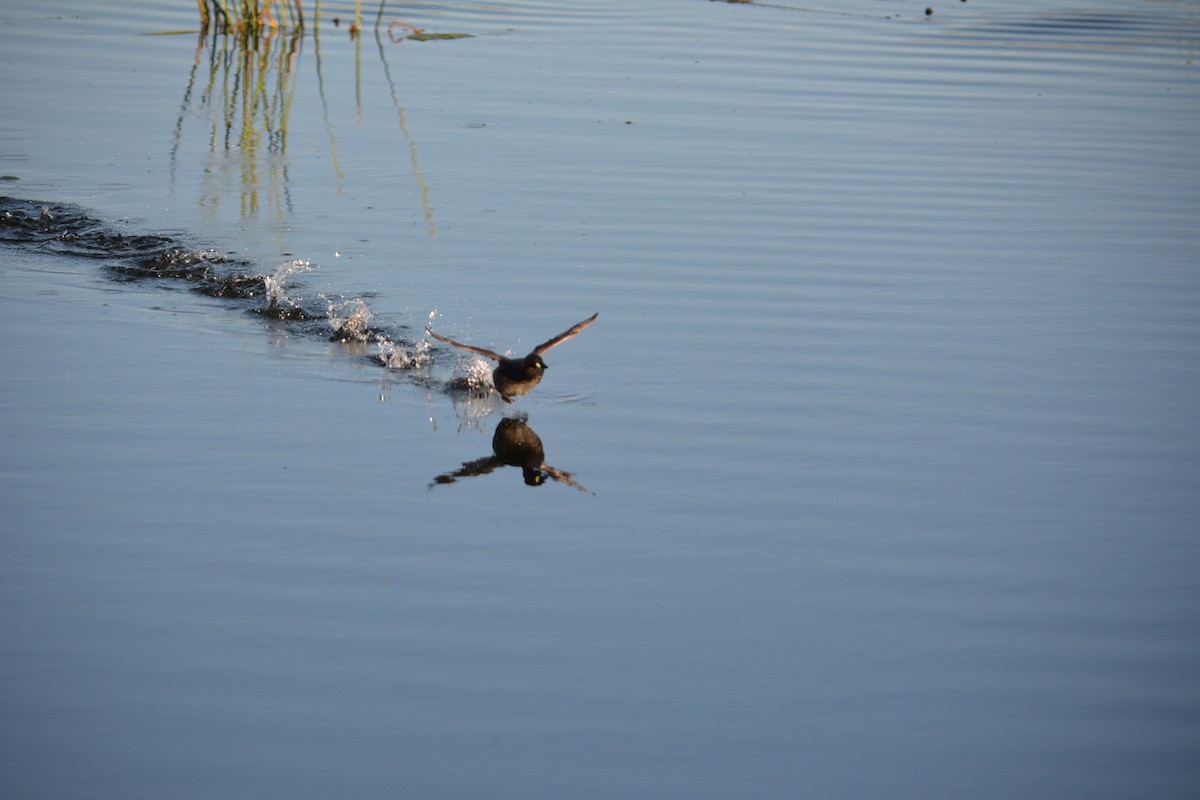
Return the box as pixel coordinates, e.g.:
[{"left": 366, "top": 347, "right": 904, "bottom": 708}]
[
  {"left": 523, "top": 354, "right": 548, "bottom": 373},
  {"left": 522, "top": 467, "right": 548, "bottom": 486}
]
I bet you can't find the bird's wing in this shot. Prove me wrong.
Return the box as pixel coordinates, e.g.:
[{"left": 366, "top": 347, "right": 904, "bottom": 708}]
[
  {"left": 542, "top": 463, "right": 592, "bottom": 494},
  {"left": 533, "top": 312, "right": 599, "bottom": 356},
  {"left": 427, "top": 329, "right": 505, "bottom": 362},
  {"left": 429, "top": 456, "right": 504, "bottom": 488}
]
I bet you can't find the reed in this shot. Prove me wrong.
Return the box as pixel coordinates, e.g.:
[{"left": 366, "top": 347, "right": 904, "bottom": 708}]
[
  {"left": 197, "top": 2, "right": 472, "bottom": 42},
  {"left": 197, "top": 0, "right": 310, "bottom": 36}
]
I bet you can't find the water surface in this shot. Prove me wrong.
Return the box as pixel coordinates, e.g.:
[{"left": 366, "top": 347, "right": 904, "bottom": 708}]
[{"left": 1, "top": 1, "right": 1198, "bottom": 797}]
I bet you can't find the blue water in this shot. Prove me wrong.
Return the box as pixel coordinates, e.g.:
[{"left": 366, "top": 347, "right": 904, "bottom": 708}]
[{"left": 2, "top": 1, "right": 1198, "bottom": 797}]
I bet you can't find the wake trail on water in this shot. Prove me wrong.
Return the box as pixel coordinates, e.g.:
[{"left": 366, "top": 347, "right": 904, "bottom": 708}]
[{"left": 0, "top": 195, "right": 476, "bottom": 395}]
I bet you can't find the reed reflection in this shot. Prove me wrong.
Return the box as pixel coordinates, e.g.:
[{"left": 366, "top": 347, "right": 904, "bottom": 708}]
[
  {"left": 430, "top": 416, "right": 591, "bottom": 493},
  {"left": 170, "top": 15, "right": 447, "bottom": 235}
]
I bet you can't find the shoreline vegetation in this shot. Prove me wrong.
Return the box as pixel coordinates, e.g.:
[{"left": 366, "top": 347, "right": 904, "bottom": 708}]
[
  {"left": 196, "top": 1, "right": 473, "bottom": 41},
  {"left": 198, "top": 0, "right": 307, "bottom": 37}
]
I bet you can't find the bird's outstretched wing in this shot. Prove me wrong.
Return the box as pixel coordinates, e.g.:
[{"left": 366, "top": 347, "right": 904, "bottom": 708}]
[
  {"left": 427, "top": 329, "right": 506, "bottom": 362},
  {"left": 542, "top": 464, "right": 592, "bottom": 494},
  {"left": 533, "top": 313, "right": 599, "bottom": 356}
]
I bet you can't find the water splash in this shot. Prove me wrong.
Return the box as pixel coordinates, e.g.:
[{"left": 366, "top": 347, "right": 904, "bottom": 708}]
[
  {"left": 426, "top": 308, "right": 495, "bottom": 393},
  {"left": 447, "top": 362, "right": 506, "bottom": 431},
  {"left": 262, "top": 259, "right": 312, "bottom": 316},
  {"left": 374, "top": 308, "right": 441, "bottom": 369},
  {"left": 377, "top": 335, "right": 432, "bottom": 369},
  {"left": 448, "top": 357, "right": 495, "bottom": 395},
  {"left": 325, "top": 296, "right": 373, "bottom": 343}
]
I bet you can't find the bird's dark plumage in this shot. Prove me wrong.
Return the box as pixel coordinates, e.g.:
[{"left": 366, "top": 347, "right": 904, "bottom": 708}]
[{"left": 428, "top": 312, "right": 598, "bottom": 399}]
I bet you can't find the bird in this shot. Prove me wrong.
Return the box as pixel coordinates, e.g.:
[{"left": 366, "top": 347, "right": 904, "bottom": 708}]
[{"left": 427, "top": 312, "right": 598, "bottom": 400}]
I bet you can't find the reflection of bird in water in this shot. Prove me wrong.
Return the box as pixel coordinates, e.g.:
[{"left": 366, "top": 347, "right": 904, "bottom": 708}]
[
  {"left": 427, "top": 313, "right": 598, "bottom": 400},
  {"left": 430, "top": 416, "right": 590, "bottom": 492}
]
